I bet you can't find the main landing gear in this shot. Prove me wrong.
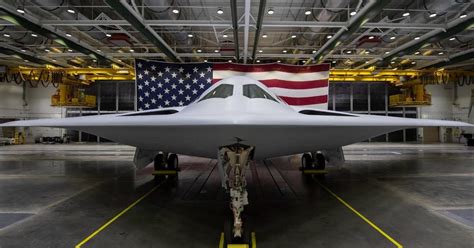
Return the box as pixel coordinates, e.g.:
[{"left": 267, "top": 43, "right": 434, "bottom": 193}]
[
  {"left": 153, "top": 153, "right": 180, "bottom": 185},
  {"left": 217, "top": 144, "right": 255, "bottom": 245},
  {"left": 301, "top": 152, "right": 327, "bottom": 177}
]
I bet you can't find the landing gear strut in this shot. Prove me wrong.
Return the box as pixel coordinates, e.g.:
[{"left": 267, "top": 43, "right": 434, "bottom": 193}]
[
  {"left": 217, "top": 144, "right": 254, "bottom": 243},
  {"left": 153, "top": 153, "right": 179, "bottom": 184}
]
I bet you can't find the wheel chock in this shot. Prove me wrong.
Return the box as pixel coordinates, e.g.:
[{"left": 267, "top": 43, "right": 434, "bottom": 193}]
[
  {"left": 152, "top": 170, "right": 178, "bottom": 175},
  {"left": 219, "top": 232, "right": 256, "bottom": 248},
  {"left": 302, "top": 169, "right": 328, "bottom": 174}
]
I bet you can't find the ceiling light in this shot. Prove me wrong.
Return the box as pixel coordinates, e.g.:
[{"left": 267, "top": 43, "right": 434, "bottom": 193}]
[
  {"left": 117, "top": 59, "right": 122, "bottom": 62},
  {"left": 282, "top": 50, "right": 287, "bottom": 53},
  {"left": 258, "top": 50, "right": 263, "bottom": 53},
  {"left": 93, "top": 59, "right": 97, "bottom": 62},
  {"left": 228, "top": 60, "right": 232, "bottom": 63},
  {"left": 393, "top": 67, "right": 398, "bottom": 70},
  {"left": 302, "top": 60, "right": 306, "bottom": 63},
  {"left": 197, "top": 49, "right": 202, "bottom": 53},
  {"left": 438, "top": 52, "right": 444, "bottom": 55},
  {"left": 67, "top": 9, "right": 75, "bottom": 14},
  {"left": 256, "top": 60, "right": 260, "bottom": 63},
  {"left": 402, "top": 12, "right": 410, "bottom": 17},
  {"left": 385, "top": 51, "right": 390, "bottom": 54},
  {"left": 332, "top": 60, "right": 336, "bottom": 63},
  {"left": 365, "top": 61, "right": 369, "bottom": 64},
  {"left": 31, "top": 33, "right": 38, "bottom": 37},
  {"left": 217, "top": 8, "right": 224, "bottom": 15},
  {"left": 16, "top": 7, "right": 25, "bottom": 14},
  {"left": 187, "top": 34, "right": 193, "bottom": 37},
  {"left": 66, "top": 33, "right": 72, "bottom": 37},
  {"left": 214, "top": 49, "right": 219, "bottom": 53},
  {"left": 68, "top": 49, "right": 73, "bottom": 52},
  {"left": 96, "top": 49, "right": 101, "bottom": 52},
  {"left": 346, "top": 50, "right": 352, "bottom": 54},
  {"left": 312, "top": 50, "right": 317, "bottom": 54},
  {"left": 305, "top": 10, "right": 311, "bottom": 15},
  {"left": 277, "top": 60, "right": 281, "bottom": 63},
  {"left": 262, "top": 34, "right": 268, "bottom": 38},
  {"left": 204, "top": 59, "right": 208, "bottom": 62},
  {"left": 414, "top": 51, "right": 420, "bottom": 55},
  {"left": 3, "top": 34, "right": 10, "bottom": 37},
  {"left": 24, "top": 59, "right": 29, "bottom": 62},
  {"left": 429, "top": 13, "right": 437, "bottom": 18},
  {"left": 20, "top": 49, "right": 26, "bottom": 52},
  {"left": 267, "top": 8, "right": 274, "bottom": 15},
  {"left": 365, "top": 51, "right": 370, "bottom": 54},
  {"left": 449, "top": 37, "right": 455, "bottom": 41},
  {"left": 129, "top": 49, "right": 134, "bottom": 52},
  {"left": 414, "top": 36, "right": 420, "bottom": 40},
  {"left": 52, "top": 59, "right": 57, "bottom": 62},
  {"left": 105, "top": 33, "right": 111, "bottom": 37},
  {"left": 411, "top": 61, "right": 416, "bottom": 64},
  {"left": 326, "top": 35, "right": 333, "bottom": 39},
  {"left": 368, "top": 36, "right": 374, "bottom": 39},
  {"left": 45, "top": 49, "right": 50, "bottom": 52},
  {"left": 460, "top": 14, "right": 467, "bottom": 18},
  {"left": 390, "top": 36, "right": 396, "bottom": 40},
  {"left": 291, "top": 35, "right": 297, "bottom": 38},
  {"left": 350, "top": 11, "right": 357, "bottom": 16},
  {"left": 391, "top": 61, "right": 395, "bottom": 64},
  {"left": 172, "top": 8, "right": 179, "bottom": 14},
  {"left": 223, "top": 34, "right": 228, "bottom": 38}
]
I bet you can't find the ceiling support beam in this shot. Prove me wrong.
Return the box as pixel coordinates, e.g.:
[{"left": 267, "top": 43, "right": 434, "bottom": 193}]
[
  {"left": 0, "top": 44, "right": 66, "bottom": 67},
  {"left": 243, "top": 0, "right": 251, "bottom": 64},
  {"left": 230, "top": 0, "right": 240, "bottom": 62},
  {"left": 251, "top": 0, "right": 266, "bottom": 63},
  {"left": 105, "top": 0, "right": 182, "bottom": 62},
  {"left": 312, "top": 0, "right": 390, "bottom": 63},
  {"left": 0, "top": 3, "right": 113, "bottom": 65},
  {"left": 420, "top": 48, "right": 474, "bottom": 69}
]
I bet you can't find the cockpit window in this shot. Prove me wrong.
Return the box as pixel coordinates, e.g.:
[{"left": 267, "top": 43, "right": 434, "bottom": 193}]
[
  {"left": 199, "top": 84, "right": 234, "bottom": 101},
  {"left": 243, "top": 84, "right": 278, "bottom": 102}
]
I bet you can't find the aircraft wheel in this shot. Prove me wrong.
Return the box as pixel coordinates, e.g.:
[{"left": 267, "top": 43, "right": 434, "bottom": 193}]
[
  {"left": 167, "top": 153, "right": 178, "bottom": 170},
  {"left": 154, "top": 153, "right": 166, "bottom": 183},
  {"left": 315, "top": 153, "right": 326, "bottom": 170},
  {"left": 301, "top": 153, "right": 314, "bottom": 170}
]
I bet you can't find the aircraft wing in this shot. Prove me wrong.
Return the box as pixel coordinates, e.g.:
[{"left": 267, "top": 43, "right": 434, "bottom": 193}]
[{"left": 1, "top": 108, "right": 471, "bottom": 159}]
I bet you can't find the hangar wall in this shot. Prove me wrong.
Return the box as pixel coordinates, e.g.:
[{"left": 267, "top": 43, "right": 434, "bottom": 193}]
[{"left": 0, "top": 81, "right": 65, "bottom": 142}]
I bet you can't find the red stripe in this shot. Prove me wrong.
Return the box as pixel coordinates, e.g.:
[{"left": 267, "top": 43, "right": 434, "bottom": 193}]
[
  {"left": 279, "top": 95, "right": 328, "bottom": 105},
  {"left": 260, "top": 79, "right": 328, "bottom": 89},
  {"left": 213, "top": 62, "right": 330, "bottom": 73}
]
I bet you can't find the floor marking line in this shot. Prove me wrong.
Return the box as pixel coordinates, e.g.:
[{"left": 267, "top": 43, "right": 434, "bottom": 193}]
[
  {"left": 316, "top": 181, "right": 403, "bottom": 248},
  {"left": 75, "top": 184, "right": 161, "bottom": 248}
]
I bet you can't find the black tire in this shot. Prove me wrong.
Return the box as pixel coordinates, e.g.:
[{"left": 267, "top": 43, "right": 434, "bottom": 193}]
[
  {"left": 315, "top": 153, "right": 326, "bottom": 170},
  {"left": 301, "top": 153, "right": 314, "bottom": 170},
  {"left": 167, "top": 154, "right": 178, "bottom": 170},
  {"left": 154, "top": 154, "right": 165, "bottom": 171}
]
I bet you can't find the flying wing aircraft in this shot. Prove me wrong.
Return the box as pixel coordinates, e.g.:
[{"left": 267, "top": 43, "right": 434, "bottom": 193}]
[{"left": 1, "top": 76, "right": 472, "bottom": 242}]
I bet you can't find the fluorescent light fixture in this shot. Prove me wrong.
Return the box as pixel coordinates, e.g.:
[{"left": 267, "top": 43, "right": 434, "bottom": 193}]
[
  {"left": 197, "top": 49, "right": 202, "bottom": 53},
  {"left": 350, "top": 11, "right": 357, "bottom": 16},
  {"left": 305, "top": 10, "right": 311, "bottom": 15},
  {"left": 24, "top": 59, "right": 29, "bottom": 62},
  {"left": 291, "top": 35, "right": 297, "bottom": 38},
  {"left": 312, "top": 50, "right": 317, "bottom": 54},
  {"left": 391, "top": 61, "right": 395, "bottom": 64},
  {"left": 277, "top": 60, "right": 281, "bottom": 63},
  {"left": 129, "top": 49, "right": 134, "bottom": 52},
  {"left": 449, "top": 37, "right": 455, "bottom": 41},
  {"left": 31, "top": 33, "right": 38, "bottom": 37},
  {"left": 258, "top": 50, "right": 263, "bottom": 53},
  {"left": 402, "top": 12, "right": 410, "bottom": 17},
  {"left": 214, "top": 49, "right": 219, "bottom": 53},
  {"left": 390, "top": 36, "right": 396, "bottom": 40},
  {"left": 385, "top": 51, "right": 390, "bottom": 54},
  {"left": 282, "top": 50, "right": 287, "bottom": 53},
  {"left": 187, "top": 34, "right": 193, "bottom": 37},
  {"left": 67, "top": 9, "right": 75, "bottom": 14},
  {"left": 228, "top": 60, "right": 232, "bottom": 63},
  {"left": 20, "top": 49, "right": 26, "bottom": 52},
  {"left": 68, "top": 49, "right": 73, "bottom": 52},
  {"left": 204, "top": 59, "right": 208, "bottom": 62},
  {"left": 365, "top": 51, "right": 370, "bottom": 54},
  {"left": 172, "top": 8, "right": 179, "bottom": 14},
  {"left": 256, "top": 60, "right": 260, "bottom": 63},
  {"left": 414, "top": 36, "right": 420, "bottom": 40},
  {"left": 16, "top": 7, "right": 25, "bottom": 14},
  {"left": 414, "top": 51, "right": 420, "bottom": 55},
  {"left": 52, "top": 59, "right": 57, "bottom": 62},
  {"left": 438, "top": 52, "right": 444, "bottom": 55},
  {"left": 105, "top": 33, "right": 111, "bottom": 37},
  {"left": 217, "top": 8, "right": 224, "bottom": 15},
  {"left": 326, "top": 35, "right": 332, "bottom": 39},
  {"left": 262, "top": 34, "right": 268, "bottom": 38},
  {"left": 332, "top": 60, "right": 337, "bottom": 63},
  {"left": 411, "top": 61, "right": 416, "bottom": 64},
  {"left": 96, "top": 49, "right": 101, "bottom": 52},
  {"left": 429, "top": 13, "right": 437, "bottom": 18},
  {"left": 302, "top": 60, "right": 306, "bottom": 63},
  {"left": 3, "top": 34, "right": 10, "bottom": 37},
  {"left": 346, "top": 50, "right": 352, "bottom": 54},
  {"left": 365, "top": 61, "right": 369, "bottom": 64},
  {"left": 223, "top": 34, "right": 228, "bottom": 38},
  {"left": 93, "top": 59, "right": 97, "bottom": 62},
  {"left": 368, "top": 36, "right": 374, "bottom": 39},
  {"left": 267, "top": 8, "right": 274, "bottom": 15},
  {"left": 460, "top": 14, "right": 467, "bottom": 18},
  {"left": 45, "top": 49, "right": 50, "bottom": 52},
  {"left": 66, "top": 33, "right": 72, "bottom": 37}
]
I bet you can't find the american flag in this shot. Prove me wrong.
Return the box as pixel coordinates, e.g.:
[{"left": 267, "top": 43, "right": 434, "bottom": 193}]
[{"left": 135, "top": 59, "right": 329, "bottom": 111}]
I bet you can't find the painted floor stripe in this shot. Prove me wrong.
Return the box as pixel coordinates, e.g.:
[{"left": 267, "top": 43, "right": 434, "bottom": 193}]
[
  {"left": 75, "top": 184, "right": 161, "bottom": 248},
  {"left": 317, "top": 181, "right": 403, "bottom": 248}
]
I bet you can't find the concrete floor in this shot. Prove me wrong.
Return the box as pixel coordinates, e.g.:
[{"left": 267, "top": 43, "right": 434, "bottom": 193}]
[{"left": 0, "top": 143, "right": 473, "bottom": 248}]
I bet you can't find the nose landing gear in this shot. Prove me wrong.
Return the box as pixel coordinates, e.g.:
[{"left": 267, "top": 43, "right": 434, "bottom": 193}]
[{"left": 152, "top": 153, "right": 180, "bottom": 185}]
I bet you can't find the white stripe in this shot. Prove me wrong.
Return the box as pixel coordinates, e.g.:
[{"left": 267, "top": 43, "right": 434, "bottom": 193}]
[
  {"left": 269, "top": 87, "right": 328, "bottom": 98},
  {"left": 213, "top": 70, "right": 329, "bottom": 81}
]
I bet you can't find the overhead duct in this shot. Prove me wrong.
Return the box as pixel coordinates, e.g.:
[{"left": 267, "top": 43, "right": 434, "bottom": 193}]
[
  {"left": 105, "top": 0, "right": 182, "bottom": 62},
  {"left": 312, "top": 0, "right": 390, "bottom": 63},
  {"left": 230, "top": 0, "right": 240, "bottom": 62},
  {"left": 0, "top": 3, "right": 113, "bottom": 65},
  {"left": 421, "top": 48, "right": 474, "bottom": 69},
  {"left": 251, "top": 0, "right": 266, "bottom": 63}
]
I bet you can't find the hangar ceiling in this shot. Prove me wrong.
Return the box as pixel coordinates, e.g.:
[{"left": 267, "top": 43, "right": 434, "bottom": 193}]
[{"left": 0, "top": 0, "right": 473, "bottom": 70}]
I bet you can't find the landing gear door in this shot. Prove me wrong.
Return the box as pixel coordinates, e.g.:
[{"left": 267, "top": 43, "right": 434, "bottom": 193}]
[
  {"left": 133, "top": 148, "right": 158, "bottom": 170},
  {"left": 322, "top": 147, "right": 345, "bottom": 168}
]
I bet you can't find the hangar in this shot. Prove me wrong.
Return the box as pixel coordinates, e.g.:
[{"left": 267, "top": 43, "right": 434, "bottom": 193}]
[{"left": 0, "top": 0, "right": 473, "bottom": 247}]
